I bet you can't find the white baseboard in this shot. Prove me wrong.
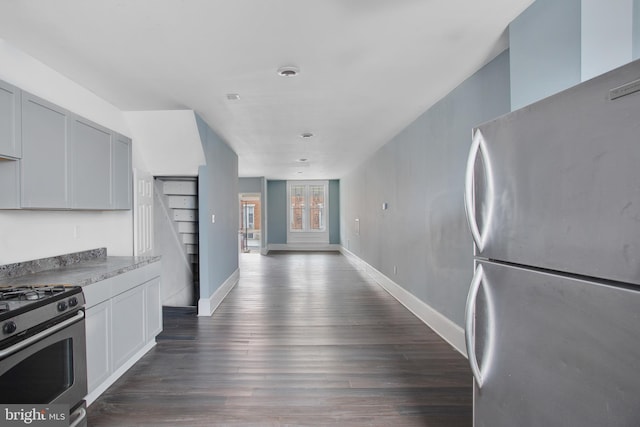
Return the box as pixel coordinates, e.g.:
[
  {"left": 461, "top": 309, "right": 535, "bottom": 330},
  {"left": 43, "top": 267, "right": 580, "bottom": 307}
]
[
  {"left": 267, "top": 243, "right": 341, "bottom": 252},
  {"left": 197, "top": 269, "right": 239, "bottom": 316},
  {"left": 339, "top": 247, "right": 467, "bottom": 358},
  {"left": 86, "top": 340, "right": 156, "bottom": 406}
]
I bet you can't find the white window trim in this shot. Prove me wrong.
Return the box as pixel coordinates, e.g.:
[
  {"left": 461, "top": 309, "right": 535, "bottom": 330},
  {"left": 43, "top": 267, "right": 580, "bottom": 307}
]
[{"left": 286, "top": 180, "right": 329, "bottom": 245}]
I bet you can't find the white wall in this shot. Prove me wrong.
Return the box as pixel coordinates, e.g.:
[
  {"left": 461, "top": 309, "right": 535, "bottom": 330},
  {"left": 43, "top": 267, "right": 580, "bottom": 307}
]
[
  {"left": 124, "top": 110, "right": 206, "bottom": 176},
  {"left": 0, "top": 39, "right": 134, "bottom": 263},
  {"left": 0, "top": 39, "right": 129, "bottom": 136}
]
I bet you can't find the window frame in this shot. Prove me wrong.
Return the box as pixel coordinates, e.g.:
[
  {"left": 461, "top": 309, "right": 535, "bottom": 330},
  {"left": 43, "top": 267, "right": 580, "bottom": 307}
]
[{"left": 286, "top": 180, "right": 329, "bottom": 244}]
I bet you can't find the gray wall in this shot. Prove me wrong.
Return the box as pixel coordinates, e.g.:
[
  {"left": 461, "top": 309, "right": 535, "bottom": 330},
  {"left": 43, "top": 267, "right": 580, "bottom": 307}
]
[
  {"left": 267, "top": 179, "right": 340, "bottom": 246},
  {"left": 635, "top": 0, "right": 640, "bottom": 59},
  {"left": 267, "top": 180, "right": 287, "bottom": 244},
  {"left": 340, "top": 51, "right": 511, "bottom": 327},
  {"left": 509, "top": 0, "right": 582, "bottom": 110},
  {"left": 196, "top": 114, "right": 239, "bottom": 299}
]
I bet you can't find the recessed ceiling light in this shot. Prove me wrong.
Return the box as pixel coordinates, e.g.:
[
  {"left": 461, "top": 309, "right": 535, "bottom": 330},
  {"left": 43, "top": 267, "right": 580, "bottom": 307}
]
[
  {"left": 226, "top": 93, "right": 240, "bottom": 100},
  {"left": 297, "top": 158, "right": 308, "bottom": 162},
  {"left": 277, "top": 66, "right": 299, "bottom": 77},
  {"left": 300, "top": 132, "right": 314, "bottom": 139}
]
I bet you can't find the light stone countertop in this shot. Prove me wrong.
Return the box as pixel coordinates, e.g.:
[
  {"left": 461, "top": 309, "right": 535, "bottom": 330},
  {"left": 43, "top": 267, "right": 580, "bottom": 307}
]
[{"left": 0, "top": 249, "right": 160, "bottom": 288}]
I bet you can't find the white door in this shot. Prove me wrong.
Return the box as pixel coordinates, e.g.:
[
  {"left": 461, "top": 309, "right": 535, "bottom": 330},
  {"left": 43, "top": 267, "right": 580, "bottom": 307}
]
[{"left": 133, "top": 169, "right": 154, "bottom": 256}]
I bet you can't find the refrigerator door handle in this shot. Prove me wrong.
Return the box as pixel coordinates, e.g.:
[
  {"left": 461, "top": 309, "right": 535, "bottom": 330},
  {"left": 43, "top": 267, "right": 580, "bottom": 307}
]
[
  {"left": 464, "top": 129, "right": 493, "bottom": 252},
  {"left": 465, "top": 264, "right": 484, "bottom": 388}
]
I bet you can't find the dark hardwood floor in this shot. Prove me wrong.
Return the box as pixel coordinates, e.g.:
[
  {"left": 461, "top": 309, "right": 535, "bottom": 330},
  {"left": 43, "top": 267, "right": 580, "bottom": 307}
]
[{"left": 88, "top": 251, "right": 472, "bottom": 426}]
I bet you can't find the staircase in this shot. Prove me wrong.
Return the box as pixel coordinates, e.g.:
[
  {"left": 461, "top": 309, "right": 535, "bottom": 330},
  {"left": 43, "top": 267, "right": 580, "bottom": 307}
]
[{"left": 155, "top": 177, "right": 199, "bottom": 305}]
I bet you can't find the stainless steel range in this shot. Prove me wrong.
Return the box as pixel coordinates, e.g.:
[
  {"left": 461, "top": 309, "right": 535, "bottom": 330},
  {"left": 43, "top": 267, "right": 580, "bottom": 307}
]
[{"left": 0, "top": 285, "right": 87, "bottom": 427}]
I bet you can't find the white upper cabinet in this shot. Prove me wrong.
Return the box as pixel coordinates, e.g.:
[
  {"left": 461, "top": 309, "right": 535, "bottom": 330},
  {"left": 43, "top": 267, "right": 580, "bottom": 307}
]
[
  {"left": 0, "top": 80, "right": 21, "bottom": 159},
  {"left": 0, "top": 78, "right": 133, "bottom": 211},
  {"left": 21, "top": 92, "right": 71, "bottom": 209},
  {"left": 112, "top": 133, "right": 132, "bottom": 210},
  {"left": 70, "top": 116, "right": 112, "bottom": 209}
]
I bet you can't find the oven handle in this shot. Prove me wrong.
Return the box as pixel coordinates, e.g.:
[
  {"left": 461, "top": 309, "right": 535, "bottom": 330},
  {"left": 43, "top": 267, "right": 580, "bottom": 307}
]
[
  {"left": 0, "top": 310, "right": 85, "bottom": 359},
  {"left": 69, "top": 405, "right": 87, "bottom": 427}
]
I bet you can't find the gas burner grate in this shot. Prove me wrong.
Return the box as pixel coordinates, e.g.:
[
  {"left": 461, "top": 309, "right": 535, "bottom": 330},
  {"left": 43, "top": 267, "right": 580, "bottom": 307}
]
[{"left": 0, "top": 285, "right": 68, "bottom": 301}]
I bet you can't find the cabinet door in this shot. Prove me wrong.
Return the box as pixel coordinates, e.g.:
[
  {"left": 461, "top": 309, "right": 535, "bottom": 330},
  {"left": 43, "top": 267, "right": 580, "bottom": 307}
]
[
  {"left": 21, "top": 93, "right": 70, "bottom": 208},
  {"left": 472, "top": 60, "right": 640, "bottom": 285},
  {"left": 472, "top": 261, "right": 640, "bottom": 427},
  {"left": 0, "top": 80, "right": 21, "bottom": 159},
  {"left": 86, "top": 301, "right": 111, "bottom": 394},
  {"left": 144, "top": 277, "right": 162, "bottom": 341},
  {"left": 70, "top": 116, "right": 112, "bottom": 209},
  {"left": 0, "top": 159, "right": 20, "bottom": 208},
  {"left": 112, "top": 133, "right": 132, "bottom": 209},
  {"left": 111, "top": 286, "right": 145, "bottom": 370}
]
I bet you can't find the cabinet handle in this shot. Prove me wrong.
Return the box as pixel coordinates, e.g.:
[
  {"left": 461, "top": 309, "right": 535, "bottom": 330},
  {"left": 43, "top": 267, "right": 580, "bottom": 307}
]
[
  {"left": 0, "top": 311, "right": 84, "bottom": 359},
  {"left": 69, "top": 406, "right": 87, "bottom": 427},
  {"left": 465, "top": 265, "right": 484, "bottom": 388}
]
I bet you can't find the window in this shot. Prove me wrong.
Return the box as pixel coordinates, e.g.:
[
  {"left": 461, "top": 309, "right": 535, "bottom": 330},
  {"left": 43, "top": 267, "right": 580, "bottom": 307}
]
[
  {"left": 289, "top": 182, "right": 327, "bottom": 232},
  {"left": 290, "top": 184, "right": 305, "bottom": 231}
]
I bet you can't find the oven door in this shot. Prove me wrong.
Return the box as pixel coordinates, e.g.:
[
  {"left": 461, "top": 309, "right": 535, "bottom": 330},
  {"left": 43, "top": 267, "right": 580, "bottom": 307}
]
[{"left": 0, "top": 310, "right": 87, "bottom": 410}]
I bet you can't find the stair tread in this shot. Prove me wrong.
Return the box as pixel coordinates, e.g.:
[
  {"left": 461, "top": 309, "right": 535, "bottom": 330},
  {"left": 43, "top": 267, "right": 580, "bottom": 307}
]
[
  {"left": 162, "top": 180, "right": 197, "bottom": 196},
  {"left": 168, "top": 195, "right": 198, "bottom": 209}
]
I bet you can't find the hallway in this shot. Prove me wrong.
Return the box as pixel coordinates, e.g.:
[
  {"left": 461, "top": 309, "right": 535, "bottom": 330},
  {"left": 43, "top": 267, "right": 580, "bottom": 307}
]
[{"left": 88, "top": 252, "right": 472, "bottom": 426}]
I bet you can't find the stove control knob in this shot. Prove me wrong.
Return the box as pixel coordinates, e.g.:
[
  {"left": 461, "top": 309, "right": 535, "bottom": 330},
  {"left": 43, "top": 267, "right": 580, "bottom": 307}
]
[
  {"left": 3, "top": 321, "right": 16, "bottom": 335},
  {"left": 68, "top": 297, "right": 78, "bottom": 307},
  {"left": 57, "top": 301, "right": 68, "bottom": 312}
]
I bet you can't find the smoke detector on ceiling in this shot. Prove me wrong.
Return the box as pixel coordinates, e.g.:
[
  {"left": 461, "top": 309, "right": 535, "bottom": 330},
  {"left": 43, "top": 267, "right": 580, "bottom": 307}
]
[{"left": 277, "top": 66, "right": 300, "bottom": 77}]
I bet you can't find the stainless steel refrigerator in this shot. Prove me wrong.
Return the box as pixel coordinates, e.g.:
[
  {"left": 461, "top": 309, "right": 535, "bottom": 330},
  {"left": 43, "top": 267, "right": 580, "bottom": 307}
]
[{"left": 463, "top": 58, "right": 640, "bottom": 427}]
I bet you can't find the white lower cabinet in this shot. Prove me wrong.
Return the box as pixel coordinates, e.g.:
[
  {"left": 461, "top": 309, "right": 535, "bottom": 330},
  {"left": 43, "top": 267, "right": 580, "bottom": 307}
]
[
  {"left": 84, "top": 262, "right": 161, "bottom": 404},
  {"left": 144, "top": 277, "right": 162, "bottom": 340},
  {"left": 85, "top": 300, "right": 111, "bottom": 393},
  {"left": 111, "top": 285, "right": 146, "bottom": 370}
]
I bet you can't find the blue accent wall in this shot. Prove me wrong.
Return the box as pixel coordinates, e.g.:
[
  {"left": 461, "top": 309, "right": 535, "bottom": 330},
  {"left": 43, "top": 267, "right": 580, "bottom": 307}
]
[
  {"left": 267, "top": 179, "right": 340, "bottom": 246},
  {"left": 196, "top": 114, "right": 239, "bottom": 299},
  {"left": 329, "top": 180, "right": 340, "bottom": 244},
  {"left": 266, "top": 180, "right": 287, "bottom": 244},
  {"left": 239, "top": 177, "right": 263, "bottom": 193},
  {"left": 509, "top": 0, "right": 581, "bottom": 110}
]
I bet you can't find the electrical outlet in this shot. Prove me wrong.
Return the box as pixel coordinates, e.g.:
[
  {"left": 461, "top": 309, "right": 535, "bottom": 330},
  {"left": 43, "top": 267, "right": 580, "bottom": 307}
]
[
  {"left": 211, "top": 214, "right": 216, "bottom": 223},
  {"left": 393, "top": 265, "right": 397, "bottom": 275}
]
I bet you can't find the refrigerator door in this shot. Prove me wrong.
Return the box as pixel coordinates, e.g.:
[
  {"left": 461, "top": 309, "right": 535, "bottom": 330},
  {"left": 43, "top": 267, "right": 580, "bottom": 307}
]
[
  {"left": 465, "top": 59, "right": 640, "bottom": 285},
  {"left": 467, "top": 260, "right": 640, "bottom": 427}
]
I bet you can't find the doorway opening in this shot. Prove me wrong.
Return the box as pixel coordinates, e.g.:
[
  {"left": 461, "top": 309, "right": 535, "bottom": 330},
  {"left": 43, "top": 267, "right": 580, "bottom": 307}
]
[{"left": 239, "top": 193, "right": 261, "bottom": 253}]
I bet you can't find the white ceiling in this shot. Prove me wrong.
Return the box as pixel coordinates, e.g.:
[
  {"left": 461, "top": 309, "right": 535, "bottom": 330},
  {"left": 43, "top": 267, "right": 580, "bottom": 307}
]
[{"left": 0, "top": 0, "right": 532, "bottom": 180}]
